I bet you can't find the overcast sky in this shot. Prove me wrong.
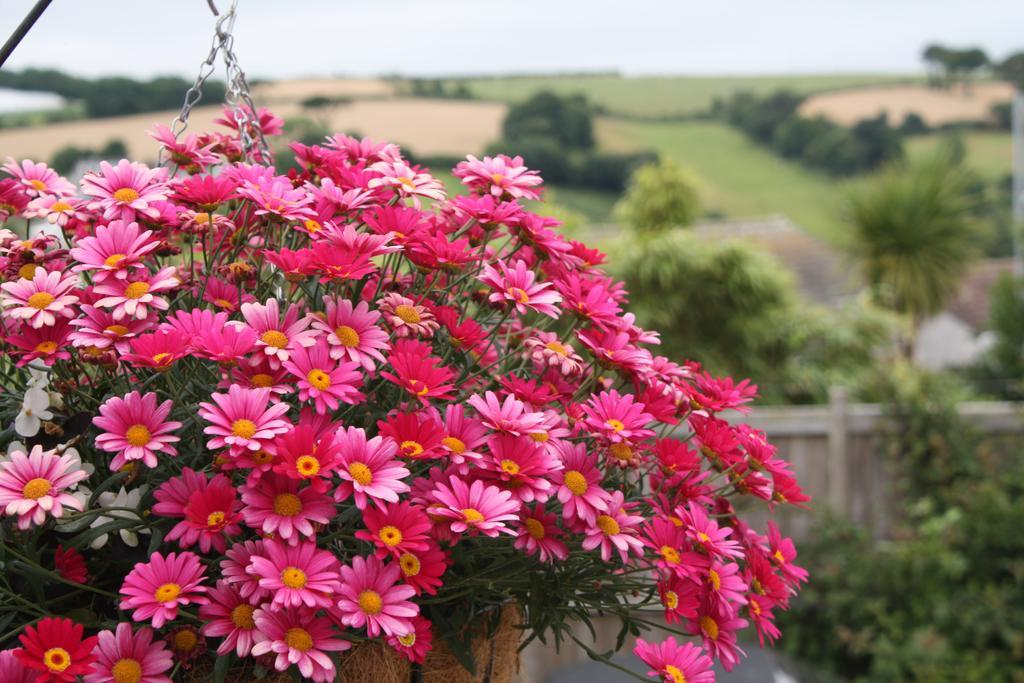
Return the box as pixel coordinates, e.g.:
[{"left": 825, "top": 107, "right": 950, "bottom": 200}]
[{"left": 2, "top": 1, "right": 1021, "bottom": 79}]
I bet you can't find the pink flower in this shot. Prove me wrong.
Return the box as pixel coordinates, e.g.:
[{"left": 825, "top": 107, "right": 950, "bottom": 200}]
[
  {"left": 237, "top": 176, "right": 316, "bottom": 222},
  {"left": 335, "top": 554, "right": 418, "bottom": 637},
  {"left": 430, "top": 476, "right": 521, "bottom": 537},
  {"left": 1, "top": 268, "right": 79, "bottom": 328},
  {"left": 70, "top": 221, "right": 159, "bottom": 282},
  {"left": 633, "top": 636, "right": 715, "bottom": 683},
  {"left": 552, "top": 441, "right": 610, "bottom": 525},
  {"left": 249, "top": 539, "right": 342, "bottom": 609},
  {"left": 93, "top": 392, "right": 181, "bottom": 470},
  {"left": 385, "top": 615, "right": 434, "bottom": 664},
  {"left": 368, "top": 160, "right": 446, "bottom": 202},
  {"left": 334, "top": 426, "right": 410, "bottom": 508},
  {"left": 198, "top": 581, "right": 258, "bottom": 657},
  {"left": 468, "top": 391, "right": 546, "bottom": 436},
  {"left": 165, "top": 477, "right": 242, "bottom": 553},
  {"left": 84, "top": 623, "right": 173, "bottom": 683},
  {"left": 251, "top": 607, "right": 350, "bottom": 683},
  {"left": 0, "top": 445, "right": 87, "bottom": 529},
  {"left": 581, "top": 390, "right": 655, "bottom": 444},
  {"left": 148, "top": 124, "right": 219, "bottom": 170},
  {"left": 454, "top": 153, "right": 543, "bottom": 200},
  {"left": 3, "top": 157, "right": 76, "bottom": 197},
  {"left": 524, "top": 331, "right": 584, "bottom": 375},
  {"left": 514, "top": 505, "right": 569, "bottom": 563},
  {"left": 682, "top": 504, "right": 743, "bottom": 560},
  {"left": 689, "top": 599, "right": 747, "bottom": 672},
  {"left": 81, "top": 159, "right": 169, "bottom": 222},
  {"left": 581, "top": 490, "right": 645, "bottom": 563},
  {"left": 478, "top": 433, "right": 559, "bottom": 503},
  {"left": 311, "top": 297, "right": 389, "bottom": 370},
  {"left": 93, "top": 267, "right": 179, "bottom": 321},
  {"left": 240, "top": 298, "right": 317, "bottom": 367},
  {"left": 282, "top": 340, "right": 364, "bottom": 414},
  {"left": 479, "top": 259, "right": 562, "bottom": 318},
  {"left": 240, "top": 474, "right": 334, "bottom": 543},
  {"left": 119, "top": 551, "right": 209, "bottom": 628},
  {"left": 220, "top": 539, "right": 269, "bottom": 603},
  {"left": 355, "top": 500, "right": 432, "bottom": 558},
  {"left": 381, "top": 339, "right": 456, "bottom": 404},
  {"left": 24, "top": 194, "right": 88, "bottom": 226},
  {"left": 69, "top": 304, "right": 154, "bottom": 354},
  {"left": 377, "top": 293, "right": 439, "bottom": 338},
  {"left": 198, "top": 385, "right": 291, "bottom": 454}
]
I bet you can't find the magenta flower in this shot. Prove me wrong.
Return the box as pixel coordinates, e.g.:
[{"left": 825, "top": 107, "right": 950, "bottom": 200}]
[
  {"left": 581, "top": 490, "right": 646, "bottom": 563},
  {"left": 69, "top": 220, "right": 159, "bottom": 282},
  {"left": 311, "top": 296, "right": 390, "bottom": 370},
  {"left": 0, "top": 445, "right": 87, "bottom": 529},
  {"left": 240, "top": 298, "right": 317, "bottom": 367},
  {"left": 1, "top": 268, "right": 79, "bottom": 329},
  {"left": 198, "top": 385, "right": 291, "bottom": 454},
  {"left": 249, "top": 539, "right": 342, "bottom": 609},
  {"left": 467, "top": 391, "right": 546, "bottom": 436},
  {"left": 119, "top": 552, "right": 208, "bottom": 628},
  {"left": 3, "top": 157, "right": 76, "bottom": 197},
  {"left": 454, "top": 153, "right": 543, "bottom": 200},
  {"left": 430, "top": 476, "right": 521, "bottom": 537},
  {"left": 84, "top": 623, "right": 173, "bottom": 683},
  {"left": 333, "top": 426, "right": 410, "bottom": 508},
  {"left": 251, "top": 607, "right": 350, "bottom": 683},
  {"left": 479, "top": 258, "right": 562, "bottom": 318},
  {"left": 93, "top": 392, "right": 181, "bottom": 470},
  {"left": 282, "top": 340, "right": 364, "bottom": 414},
  {"left": 633, "top": 636, "right": 715, "bottom": 683},
  {"left": 581, "top": 389, "right": 656, "bottom": 444},
  {"left": 198, "top": 581, "right": 258, "bottom": 657},
  {"left": 240, "top": 473, "right": 334, "bottom": 543},
  {"left": 335, "top": 554, "right": 418, "bottom": 637},
  {"left": 81, "top": 159, "right": 169, "bottom": 222},
  {"left": 93, "top": 267, "right": 179, "bottom": 321},
  {"left": 237, "top": 176, "right": 316, "bottom": 222},
  {"left": 552, "top": 441, "right": 610, "bottom": 525}
]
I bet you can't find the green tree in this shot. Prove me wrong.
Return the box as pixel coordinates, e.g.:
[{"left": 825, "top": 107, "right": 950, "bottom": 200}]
[
  {"left": 501, "top": 91, "right": 594, "bottom": 150},
  {"left": 996, "top": 51, "right": 1024, "bottom": 91},
  {"left": 845, "top": 145, "right": 980, "bottom": 351},
  {"left": 614, "top": 159, "right": 700, "bottom": 233}
]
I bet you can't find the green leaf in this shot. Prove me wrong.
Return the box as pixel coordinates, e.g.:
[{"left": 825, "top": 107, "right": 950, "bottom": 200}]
[
  {"left": 213, "top": 652, "right": 233, "bottom": 683},
  {"left": 63, "top": 519, "right": 138, "bottom": 550}
]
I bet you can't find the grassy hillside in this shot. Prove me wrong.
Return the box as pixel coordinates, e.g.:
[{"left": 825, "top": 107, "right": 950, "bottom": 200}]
[
  {"left": 905, "top": 131, "right": 1012, "bottom": 181},
  {"left": 460, "top": 74, "right": 922, "bottom": 117}
]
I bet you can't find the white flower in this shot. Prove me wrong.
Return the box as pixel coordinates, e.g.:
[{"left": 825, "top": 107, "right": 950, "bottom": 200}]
[
  {"left": 15, "top": 385, "right": 52, "bottom": 437},
  {"left": 88, "top": 485, "right": 149, "bottom": 549}
]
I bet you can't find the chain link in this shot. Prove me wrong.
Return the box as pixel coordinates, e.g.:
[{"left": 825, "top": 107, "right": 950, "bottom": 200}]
[{"left": 160, "top": 0, "right": 272, "bottom": 164}]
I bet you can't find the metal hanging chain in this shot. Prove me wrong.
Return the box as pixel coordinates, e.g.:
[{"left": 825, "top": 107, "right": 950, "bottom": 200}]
[
  {"left": 162, "top": 0, "right": 272, "bottom": 164},
  {"left": 0, "top": 0, "right": 54, "bottom": 68}
]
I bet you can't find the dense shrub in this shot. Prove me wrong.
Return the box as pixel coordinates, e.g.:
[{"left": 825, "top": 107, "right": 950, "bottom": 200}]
[
  {"left": 899, "top": 112, "right": 931, "bottom": 135},
  {"left": 502, "top": 90, "right": 595, "bottom": 150},
  {"left": 572, "top": 149, "right": 658, "bottom": 192},
  {"left": 615, "top": 158, "right": 700, "bottom": 232}
]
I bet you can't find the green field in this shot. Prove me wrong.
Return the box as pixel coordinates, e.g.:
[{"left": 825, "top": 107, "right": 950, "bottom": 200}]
[
  {"left": 460, "top": 73, "right": 922, "bottom": 118},
  {"left": 905, "top": 131, "right": 1012, "bottom": 181},
  {"left": 606, "top": 119, "right": 851, "bottom": 243}
]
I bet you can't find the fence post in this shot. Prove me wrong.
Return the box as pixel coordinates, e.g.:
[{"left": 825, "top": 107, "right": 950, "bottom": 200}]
[{"left": 827, "top": 386, "right": 849, "bottom": 514}]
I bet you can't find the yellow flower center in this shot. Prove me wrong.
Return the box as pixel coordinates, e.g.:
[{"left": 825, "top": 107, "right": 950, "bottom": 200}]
[
  {"left": 697, "top": 531, "right": 711, "bottom": 544},
  {"left": 507, "top": 287, "right": 530, "bottom": 304},
  {"left": 104, "top": 253, "right": 127, "bottom": 268},
  {"left": 610, "top": 442, "right": 633, "bottom": 462},
  {"left": 111, "top": 657, "right": 142, "bottom": 683},
  {"left": 261, "top": 330, "right": 288, "bottom": 348},
  {"left": 214, "top": 298, "right": 234, "bottom": 310},
  {"left": 281, "top": 566, "right": 307, "bottom": 589},
  {"left": 545, "top": 341, "right": 569, "bottom": 356},
  {"left": 273, "top": 493, "right": 302, "bottom": 517},
  {"left": 193, "top": 212, "right": 210, "bottom": 225},
  {"left": 708, "top": 569, "right": 722, "bottom": 591},
  {"left": 400, "top": 440, "right": 424, "bottom": 458},
  {"left": 172, "top": 629, "right": 198, "bottom": 652},
  {"left": 284, "top": 627, "right": 313, "bottom": 652},
  {"left": 752, "top": 579, "right": 766, "bottom": 596},
  {"left": 500, "top": 459, "right": 521, "bottom": 475},
  {"left": 394, "top": 304, "right": 421, "bottom": 324},
  {"left": 525, "top": 518, "right": 545, "bottom": 540},
  {"left": 250, "top": 450, "right": 273, "bottom": 465},
  {"left": 29, "top": 179, "right": 48, "bottom": 192},
  {"left": 155, "top": 582, "right": 181, "bottom": 603},
  {"left": 207, "top": 510, "right": 227, "bottom": 529},
  {"left": 152, "top": 352, "right": 172, "bottom": 366},
  {"left": 398, "top": 632, "right": 417, "bottom": 647},
  {"left": 303, "top": 219, "right": 321, "bottom": 233},
  {"left": 125, "top": 424, "right": 151, "bottom": 447},
  {"left": 380, "top": 525, "right": 403, "bottom": 547},
  {"left": 27, "top": 292, "right": 55, "bottom": 310},
  {"left": 490, "top": 173, "right": 505, "bottom": 185},
  {"left": 113, "top": 188, "right": 140, "bottom": 203},
  {"left": 295, "top": 455, "right": 321, "bottom": 477},
  {"left": 605, "top": 419, "right": 625, "bottom": 432},
  {"left": 529, "top": 431, "right": 549, "bottom": 443},
  {"left": 346, "top": 462, "right": 373, "bottom": 486},
  {"left": 596, "top": 515, "right": 620, "bottom": 536},
  {"left": 22, "top": 477, "right": 51, "bottom": 500},
  {"left": 50, "top": 201, "right": 73, "bottom": 212},
  {"left": 43, "top": 647, "right": 71, "bottom": 673},
  {"left": 563, "top": 470, "right": 588, "bottom": 496},
  {"left": 461, "top": 508, "right": 485, "bottom": 524},
  {"left": 105, "top": 324, "right": 130, "bottom": 337},
  {"left": 664, "top": 664, "right": 687, "bottom": 683},
  {"left": 397, "top": 176, "right": 416, "bottom": 188},
  {"left": 34, "top": 341, "right": 57, "bottom": 354},
  {"left": 306, "top": 369, "right": 332, "bottom": 391},
  {"left": 230, "top": 419, "right": 257, "bottom": 440},
  {"left": 231, "top": 603, "right": 256, "bottom": 629},
  {"left": 773, "top": 550, "right": 786, "bottom": 565},
  {"left": 442, "top": 436, "right": 466, "bottom": 454},
  {"left": 17, "top": 263, "right": 37, "bottom": 280},
  {"left": 124, "top": 281, "right": 150, "bottom": 299},
  {"left": 399, "top": 553, "right": 421, "bottom": 576},
  {"left": 358, "top": 590, "right": 383, "bottom": 615},
  {"left": 251, "top": 373, "right": 274, "bottom": 388},
  {"left": 750, "top": 599, "right": 762, "bottom": 616},
  {"left": 663, "top": 590, "right": 679, "bottom": 610},
  {"left": 335, "top": 325, "right": 360, "bottom": 347},
  {"left": 660, "top": 545, "right": 681, "bottom": 565},
  {"left": 700, "top": 615, "right": 720, "bottom": 640}
]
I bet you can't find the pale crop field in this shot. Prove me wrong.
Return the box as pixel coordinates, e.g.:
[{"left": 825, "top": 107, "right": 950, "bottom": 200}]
[{"left": 800, "top": 82, "right": 1013, "bottom": 126}]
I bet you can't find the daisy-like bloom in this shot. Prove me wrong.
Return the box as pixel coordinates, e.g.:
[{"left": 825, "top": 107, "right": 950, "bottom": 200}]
[
  {"left": 191, "top": 324, "right": 257, "bottom": 366},
  {"left": 84, "top": 623, "right": 173, "bottom": 683},
  {"left": 70, "top": 305, "right": 155, "bottom": 355},
  {"left": 198, "top": 581, "right": 259, "bottom": 657},
  {"left": 5, "top": 318, "right": 73, "bottom": 367},
  {"left": 220, "top": 539, "right": 269, "bottom": 603},
  {"left": 659, "top": 575, "right": 701, "bottom": 625},
  {"left": 119, "top": 551, "right": 209, "bottom": 629},
  {"left": 0, "top": 649, "right": 34, "bottom": 683},
  {"left": 198, "top": 385, "right": 291, "bottom": 454},
  {"left": 682, "top": 503, "right": 743, "bottom": 560},
  {"left": 69, "top": 221, "right": 159, "bottom": 282},
  {"left": 88, "top": 485, "right": 150, "bottom": 549},
  {"left": 249, "top": 539, "right": 342, "bottom": 609},
  {"left": 93, "top": 392, "right": 182, "bottom": 471},
  {"left": 396, "top": 541, "right": 448, "bottom": 596},
  {"left": 14, "top": 617, "right": 98, "bottom": 683},
  {"left": 385, "top": 614, "right": 434, "bottom": 664},
  {"left": 765, "top": 521, "right": 809, "bottom": 586},
  {"left": 121, "top": 329, "right": 191, "bottom": 371},
  {"left": 3, "top": 157, "right": 76, "bottom": 197},
  {"left": 148, "top": 124, "right": 219, "bottom": 171},
  {"left": 439, "top": 404, "right": 487, "bottom": 472},
  {"left": 581, "top": 490, "right": 646, "bottom": 563},
  {"left": 514, "top": 505, "right": 569, "bottom": 563},
  {"left": 308, "top": 246, "right": 380, "bottom": 283},
  {"left": 453, "top": 153, "right": 542, "bottom": 199},
  {"left": 201, "top": 277, "right": 256, "bottom": 313},
  {"left": 240, "top": 298, "right": 317, "bottom": 367},
  {"left": 273, "top": 423, "right": 344, "bottom": 491},
  {"left": 381, "top": 339, "right": 456, "bottom": 404},
  {"left": 368, "top": 160, "right": 446, "bottom": 202},
  {"left": 237, "top": 176, "right": 316, "bottom": 222},
  {"left": 1, "top": 268, "right": 79, "bottom": 329},
  {"left": 377, "top": 292, "right": 439, "bottom": 338},
  {"left": 165, "top": 477, "right": 242, "bottom": 553},
  {"left": 0, "top": 445, "right": 87, "bottom": 529},
  {"left": 479, "top": 433, "right": 559, "bottom": 503},
  {"left": 311, "top": 297, "right": 389, "bottom": 370},
  {"left": 81, "top": 159, "right": 169, "bottom": 222},
  {"left": 54, "top": 544, "right": 88, "bottom": 584},
  {"left": 702, "top": 559, "right": 749, "bottom": 606},
  {"left": 633, "top": 637, "right": 715, "bottom": 683},
  {"left": 430, "top": 476, "right": 521, "bottom": 538},
  {"left": 263, "top": 247, "right": 314, "bottom": 282},
  {"left": 642, "top": 517, "right": 706, "bottom": 581},
  {"left": 240, "top": 474, "right": 334, "bottom": 543},
  {"left": 479, "top": 258, "right": 562, "bottom": 319},
  {"left": 468, "top": 391, "right": 546, "bottom": 436},
  {"left": 689, "top": 600, "right": 747, "bottom": 672},
  {"left": 355, "top": 500, "right": 432, "bottom": 559},
  {"left": 282, "top": 340, "right": 365, "bottom": 414},
  {"left": 581, "top": 390, "right": 656, "bottom": 444},
  {"left": 25, "top": 194, "right": 88, "bottom": 226},
  {"left": 377, "top": 411, "right": 446, "bottom": 460},
  {"left": 251, "top": 607, "right": 350, "bottom": 683},
  {"left": 335, "top": 554, "right": 418, "bottom": 637},
  {"left": 93, "top": 266, "right": 179, "bottom": 321},
  {"left": 334, "top": 426, "right": 410, "bottom": 508},
  {"left": 15, "top": 382, "right": 52, "bottom": 438},
  {"left": 524, "top": 331, "right": 584, "bottom": 375}
]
